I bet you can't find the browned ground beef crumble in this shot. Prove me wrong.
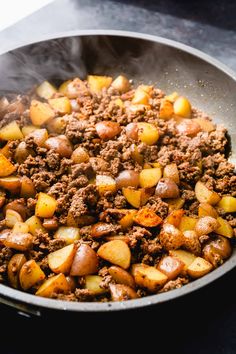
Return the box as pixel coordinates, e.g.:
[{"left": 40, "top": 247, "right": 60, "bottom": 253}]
[{"left": 0, "top": 76, "right": 235, "bottom": 302}]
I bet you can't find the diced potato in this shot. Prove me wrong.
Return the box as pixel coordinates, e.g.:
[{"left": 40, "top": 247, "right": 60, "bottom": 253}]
[
  {"left": 14, "top": 142, "right": 33, "bottom": 163},
  {"left": 182, "top": 230, "right": 201, "bottom": 256},
  {"left": 5, "top": 200, "right": 27, "bottom": 220},
  {"left": 97, "top": 240, "right": 131, "bottom": 269},
  {"left": 25, "top": 215, "right": 46, "bottom": 236},
  {"left": 12, "top": 222, "right": 29, "bottom": 234},
  {"left": 132, "top": 88, "right": 150, "bottom": 105},
  {"left": 187, "top": 257, "right": 213, "bottom": 278},
  {"left": 66, "top": 276, "right": 76, "bottom": 291},
  {"left": 215, "top": 217, "right": 234, "bottom": 238},
  {"left": 163, "top": 163, "right": 180, "bottom": 185},
  {"left": 159, "top": 223, "right": 184, "bottom": 250},
  {"left": 96, "top": 175, "right": 116, "bottom": 195},
  {"left": 54, "top": 226, "right": 80, "bottom": 245},
  {"left": 0, "top": 176, "right": 21, "bottom": 193},
  {"left": 173, "top": 96, "right": 191, "bottom": 118},
  {"left": 36, "top": 273, "right": 69, "bottom": 297},
  {"left": 8, "top": 253, "right": 27, "bottom": 289},
  {"left": 48, "top": 244, "right": 76, "bottom": 274},
  {"left": 4, "top": 232, "right": 33, "bottom": 251},
  {"left": 159, "top": 99, "right": 174, "bottom": 119},
  {"left": 70, "top": 244, "right": 98, "bottom": 276},
  {"left": 155, "top": 178, "right": 180, "bottom": 199},
  {"left": 139, "top": 168, "right": 162, "bottom": 188},
  {"left": 36, "top": 81, "right": 57, "bottom": 99},
  {"left": 30, "top": 100, "right": 55, "bottom": 126},
  {"left": 111, "top": 75, "right": 130, "bottom": 93},
  {"left": 179, "top": 216, "right": 198, "bottom": 232},
  {"left": 122, "top": 188, "right": 142, "bottom": 208},
  {"left": 137, "top": 122, "right": 159, "bottom": 145},
  {"left": 165, "top": 209, "right": 184, "bottom": 227},
  {"left": 195, "top": 216, "right": 219, "bottom": 236},
  {"left": 157, "top": 256, "right": 185, "bottom": 280},
  {"left": 113, "top": 98, "right": 124, "bottom": 108},
  {"left": 0, "top": 142, "right": 11, "bottom": 158},
  {"left": 116, "top": 170, "right": 139, "bottom": 189},
  {"left": 217, "top": 196, "right": 236, "bottom": 213},
  {"left": 165, "top": 92, "right": 179, "bottom": 103},
  {"left": 202, "top": 236, "right": 232, "bottom": 267},
  {"left": 67, "top": 212, "right": 96, "bottom": 228},
  {"left": 108, "top": 266, "right": 135, "bottom": 288},
  {"left": 133, "top": 208, "right": 162, "bottom": 227},
  {"left": 167, "top": 197, "right": 185, "bottom": 212},
  {"left": 20, "top": 176, "right": 36, "bottom": 198},
  {"left": 87, "top": 75, "right": 112, "bottom": 94},
  {"left": 95, "top": 121, "right": 121, "bottom": 141},
  {"left": 193, "top": 118, "right": 215, "bottom": 132},
  {"left": 35, "top": 193, "right": 57, "bottom": 218},
  {"left": 84, "top": 275, "right": 106, "bottom": 295},
  {"left": 58, "top": 80, "right": 72, "bottom": 94},
  {"left": 48, "top": 97, "right": 71, "bottom": 114},
  {"left": 43, "top": 218, "right": 58, "bottom": 231},
  {"left": 138, "top": 85, "right": 153, "bottom": 95},
  {"left": 29, "top": 129, "right": 48, "bottom": 147},
  {"left": 130, "top": 144, "right": 143, "bottom": 165},
  {"left": 176, "top": 119, "right": 201, "bottom": 137},
  {"left": 47, "top": 117, "right": 68, "bottom": 134},
  {"left": 71, "top": 147, "right": 89, "bottom": 164},
  {"left": 91, "top": 222, "right": 114, "bottom": 238},
  {"left": 45, "top": 135, "right": 72, "bottom": 158},
  {"left": 0, "top": 121, "right": 23, "bottom": 140},
  {"left": 109, "top": 283, "right": 138, "bottom": 301},
  {"left": 0, "top": 154, "right": 16, "bottom": 177},
  {"left": 195, "top": 181, "right": 220, "bottom": 205},
  {"left": 105, "top": 235, "right": 130, "bottom": 243},
  {"left": 169, "top": 249, "right": 196, "bottom": 272},
  {"left": 132, "top": 263, "right": 168, "bottom": 292},
  {"left": 21, "top": 125, "right": 38, "bottom": 137},
  {"left": 5, "top": 209, "right": 23, "bottom": 227},
  {"left": 119, "top": 210, "right": 137, "bottom": 230},
  {"left": 198, "top": 202, "right": 218, "bottom": 218}
]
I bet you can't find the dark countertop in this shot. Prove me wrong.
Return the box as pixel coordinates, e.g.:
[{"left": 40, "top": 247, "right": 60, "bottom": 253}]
[{"left": 0, "top": 1, "right": 236, "bottom": 353}]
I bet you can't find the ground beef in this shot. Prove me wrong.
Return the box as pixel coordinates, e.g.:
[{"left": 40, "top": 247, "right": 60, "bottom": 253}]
[{"left": 159, "top": 277, "right": 189, "bottom": 293}]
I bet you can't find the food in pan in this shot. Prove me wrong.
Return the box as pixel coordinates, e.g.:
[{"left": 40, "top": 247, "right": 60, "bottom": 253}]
[{"left": 0, "top": 75, "right": 235, "bottom": 302}]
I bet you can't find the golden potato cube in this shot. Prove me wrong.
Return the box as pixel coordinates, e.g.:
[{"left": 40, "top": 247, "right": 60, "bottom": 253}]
[
  {"left": 21, "top": 125, "right": 38, "bottom": 137},
  {"left": 97, "top": 240, "right": 131, "bottom": 269},
  {"left": 0, "top": 142, "right": 11, "bottom": 158},
  {"left": 217, "top": 196, "right": 236, "bottom": 213},
  {"left": 47, "top": 117, "right": 68, "bottom": 134},
  {"left": 87, "top": 75, "right": 112, "bottom": 94},
  {"left": 5, "top": 209, "right": 23, "bottom": 227},
  {"left": 165, "top": 92, "right": 179, "bottom": 102},
  {"left": 132, "top": 263, "right": 168, "bottom": 292},
  {"left": 193, "top": 118, "right": 215, "bottom": 132},
  {"left": 4, "top": 232, "right": 33, "bottom": 251},
  {"left": 84, "top": 275, "right": 106, "bottom": 295},
  {"left": 12, "top": 222, "right": 29, "bottom": 234},
  {"left": 109, "top": 283, "right": 138, "bottom": 301},
  {"left": 108, "top": 266, "right": 135, "bottom": 288},
  {"left": 122, "top": 188, "right": 142, "bottom": 208},
  {"left": 132, "top": 89, "right": 150, "bottom": 105},
  {"left": 8, "top": 253, "right": 27, "bottom": 289},
  {"left": 20, "top": 176, "right": 36, "bottom": 198},
  {"left": 0, "top": 154, "right": 16, "bottom": 177},
  {"left": 195, "top": 181, "right": 220, "bottom": 205},
  {"left": 48, "top": 244, "right": 76, "bottom": 274},
  {"left": 54, "top": 226, "right": 80, "bottom": 245},
  {"left": 0, "top": 176, "right": 21, "bottom": 193},
  {"left": 70, "top": 244, "right": 98, "bottom": 276},
  {"left": 163, "top": 163, "right": 180, "bottom": 185},
  {"left": 111, "top": 75, "right": 130, "bottom": 93},
  {"left": 165, "top": 209, "right": 184, "bottom": 228},
  {"left": 215, "top": 217, "right": 234, "bottom": 238},
  {"left": 179, "top": 216, "right": 198, "bottom": 232},
  {"left": 35, "top": 192, "right": 57, "bottom": 218},
  {"left": 119, "top": 210, "right": 137, "bottom": 230},
  {"left": 137, "top": 122, "right": 159, "bottom": 145},
  {"left": 0, "top": 121, "right": 23, "bottom": 140},
  {"left": 19, "top": 260, "right": 45, "bottom": 290},
  {"left": 169, "top": 249, "right": 196, "bottom": 272},
  {"left": 198, "top": 202, "right": 218, "bottom": 218},
  {"left": 173, "top": 96, "right": 192, "bottom": 118},
  {"left": 167, "top": 197, "right": 185, "bottom": 212},
  {"left": 187, "top": 257, "right": 213, "bottom": 278},
  {"left": 130, "top": 144, "right": 144, "bottom": 165},
  {"left": 25, "top": 215, "right": 46, "bottom": 236},
  {"left": 30, "top": 100, "right": 55, "bottom": 126},
  {"left": 48, "top": 97, "right": 71, "bottom": 114},
  {"left": 113, "top": 98, "right": 124, "bottom": 108},
  {"left": 36, "top": 273, "right": 69, "bottom": 298},
  {"left": 36, "top": 81, "right": 57, "bottom": 99},
  {"left": 58, "top": 80, "right": 72, "bottom": 94},
  {"left": 96, "top": 175, "right": 116, "bottom": 195},
  {"left": 159, "top": 99, "right": 174, "bottom": 119},
  {"left": 139, "top": 167, "right": 162, "bottom": 188},
  {"left": 157, "top": 255, "right": 185, "bottom": 280},
  {"left": 134, "top": 208, "right": 162, "bottom": 227}
]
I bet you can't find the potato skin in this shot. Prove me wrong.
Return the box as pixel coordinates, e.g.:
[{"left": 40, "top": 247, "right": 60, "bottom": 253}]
[
  {"left": 202, "top": 236, "right": 232, "bottom": 267},
  {"left": 70, "top": 244, "right": 99, "bottom": 276},
  {"left": 108, "top": 266, "right": 135, "bottom": 288},
  {"left": 159, "top": 223, "right": 183, "bottom": 251},
  {"left": 155, "top": 178, "right": 179, "bottom": 199},
  {"left": 109, "top": 283, "right": 138, "bottom": 301}
]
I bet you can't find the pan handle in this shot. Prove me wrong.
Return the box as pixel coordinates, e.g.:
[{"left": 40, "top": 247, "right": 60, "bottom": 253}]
[{"left": 0, "top": 295, "right": 42, "bottom": 317}]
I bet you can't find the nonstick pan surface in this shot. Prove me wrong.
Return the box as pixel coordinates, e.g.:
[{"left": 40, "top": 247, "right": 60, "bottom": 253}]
[{"left": 0, "top": 30, "right": 235, "bottom": 315}]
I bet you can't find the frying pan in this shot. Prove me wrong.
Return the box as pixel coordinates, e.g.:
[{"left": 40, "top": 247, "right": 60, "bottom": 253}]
[{"left": 0, "top": 30, "right": 235, "bottom": 316}]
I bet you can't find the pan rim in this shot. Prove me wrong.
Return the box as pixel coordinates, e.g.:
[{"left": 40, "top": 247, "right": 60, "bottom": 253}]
[{"left": 0, "top": 29, "right": 236, "bottom": 313}]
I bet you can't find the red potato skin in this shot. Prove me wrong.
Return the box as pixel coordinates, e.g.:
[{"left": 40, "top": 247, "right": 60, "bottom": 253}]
[
  {"left": 95, "top": 121, "right": 121, "bottom": 140},
  {"left": 70, "top": 244, "right": 99, "bottom": 276}
]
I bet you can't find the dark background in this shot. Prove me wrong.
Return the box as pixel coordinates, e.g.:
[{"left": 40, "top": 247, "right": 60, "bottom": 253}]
[{"left": 1, "top": 1, "right": 236, "bottom": 353}]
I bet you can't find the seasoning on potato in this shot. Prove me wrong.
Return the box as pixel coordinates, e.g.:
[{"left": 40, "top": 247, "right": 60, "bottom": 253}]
[{"left": 0, "top": 73, "right": 234, "bottom": 303}]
